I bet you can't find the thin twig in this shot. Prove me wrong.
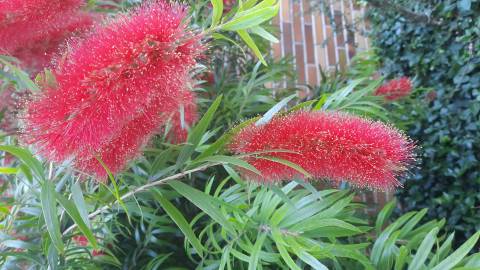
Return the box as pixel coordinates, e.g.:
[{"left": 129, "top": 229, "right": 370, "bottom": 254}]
[{"left": 62, "top": 162, "right": 219, "bottom": 236}]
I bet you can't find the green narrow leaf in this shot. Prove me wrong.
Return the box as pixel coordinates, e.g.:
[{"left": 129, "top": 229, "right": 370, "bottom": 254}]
[
  {"left": 221, "top": 5, "right": 279, "bottom": 31},
  {"left": 71, "top": 182, "right": 91, "bottom": 229},
  {"left": 248, "top": 232, "right": 267, "bottom": 270},
  {"left": 256, "top": 94, "right": 296, "bottom": 126},
  {"left": 312, "top": 94, "right": 329, "bottom": 110},
  {"left": 322, "top": 78, "right": 364, "bottom": 110},
  {"left": 219, "top": 245, "right": 233, "bottom": 270},
  {"left": 291, "top": 218, "right": 361, "bottom": 234},
  {"left": 464, "top": 253, "right": 480, "bottom": 267},
  {"left": 269, "top": 185, "right": 295, "bottom": 207},
  {"left": 211, "top": 0, "right": 223, "bottom": 27},
  {"left": 176, "top": 95, "right": 223, "bottom": 166},
  {"left": 225, "top": 163, "right": 244, "bottom": 181},
  {"left": 0, "top": 145, "right": 44, "bottom": 180},
  {"left": 398, "top": 208, "right": 429, "bottom": 238},
  {"left": 286, "top": 237, "right": 329, "bottom": 270},
  {"left": 394, "top": 246, "right": 409, "bottom": 270},
  {"left": 193, "top": 155, "right": 261, "bottom": 175},
  {"left": 375, "top": 199, "right": 396, "bottom": 234},
  {"left": 56, "top": 194, "right": 97, "bottom": 248},
  {"left": 296, "top": 250, "right": 329, "bottom": 270},
  {"left": 152, "top": 189, "right": 204, "bottom": 258},
  {"left": 243, "top": 0, "right": 260, "bottom": 10},
  {"left": 96, "top": 157, "right": 130, "bottom": 221},
  {"left": 41, "top": 180, "right": 64, "bottom": 253},
  {"left": 195, "top": 116, "right": 259, "bottom": 161},
  {"left": 431, "top": 232, "right": 480, "bottom": 270},
  {"left": 257, "top": 156, "right": 311, "bottom": 178},
  {"left": 272, "top": 229, "right": 302, "bottom": 270},
  {"left": 293, "top": 179, "right": 322, "bottom": 201},
  {"left": 47, "top": 242, "right": 59, "bottom": 270},
  {"left": 429, "top": 232, "right": 455, "bottom": 267},
  {"left": 287, "top": 99, "right": 318, "bottom": 113},
  {"left": 0, "top": 167, "right": 18, "bottom": 174},
  {"left": 168, "top": 180, "right": 236, "bottom": 235},
  {"left": 371, "top": 211, "right": 417, "bottom": 264},
  {"left": 212, "top": 33, "right": 247, "bottom": 57},
  {"left": 0, "top": 57, "right": 40, "bottom": 91},
  {"left": 250, "top": 26, "right": 279, "bottom": 43},
  {"left": 408, "top": 227, "right": 439, "bottom": 270},
  {"left": 237, "top": 30, "right": 267, "bottom": 65}
]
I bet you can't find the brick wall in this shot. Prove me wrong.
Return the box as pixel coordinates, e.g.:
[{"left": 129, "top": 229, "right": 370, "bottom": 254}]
[
  {"left": 271, "top": 0, "right": 392, "bottom": 214},
  {"left": 272, "top": 0, "right": 370, "bottom": 85}
]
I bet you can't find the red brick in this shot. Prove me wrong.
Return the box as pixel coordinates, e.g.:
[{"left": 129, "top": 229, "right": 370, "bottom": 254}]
[
  {"left": 304, "top": 25, "right": 315, "bottom": 63},
  {"left": 307, "top": 65, "right": 317, "bottom": 86},
  {"left": 293, "top": 2, "right": 303, "bottom": 42},
  {"left": 314, "top": 11, "right": 324, "bottom": 44},
  {"left": 334, "top": 11, "right": 344, "bottom": 46},
  {"left": 338, "top": 48, "right": 347, "bottom": 71},
  {"left": 295, "top": 44, "right": 306, "bottom": 84},
  {"left": 281, "top": 0, "right": 291, "bottom": 22},
  {"left": 282, "top": 22, "right": 293, "bottom": 56},
  {"left": 326, "top": 26, "right": 336, "bottom": 67}
]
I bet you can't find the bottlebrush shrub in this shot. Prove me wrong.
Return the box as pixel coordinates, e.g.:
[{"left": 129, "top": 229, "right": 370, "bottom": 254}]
[
  {"left": 0, "top": 0, "right": 95, "bottom": 71},
  {"left": 23, "top": 1, "right": 202, "bottom": 178},
  {"left": 374, "top": 77, "right": 413, "bottom": 101},
  {"left": 228, "top": 110, "right": 415, "bottom": 190}
]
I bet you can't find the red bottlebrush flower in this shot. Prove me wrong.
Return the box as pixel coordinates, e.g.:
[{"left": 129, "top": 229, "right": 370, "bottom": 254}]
[
  {"left": 374, "top": 77, "right": 413, "bottom": 101},
  {"left": 72, "top": 235, "right": 105, "bottom": 256},
  {"left": 228, "top": 111, "right": 415, "bottom": 190},
  {"left": 9, "top": 12, "right": 95, "bottom": 71},
  {"left": 23, "top": 1, "right": 201, "bottom": 178},
  {"left": 72, "top": 235, "right": 89, "bottom": 246},
  {"left": 92, "top": 249, "right": 105, "bottom": 256},
  {"left": 0, "top": 0, "right": 83, "bottom": 26},
  {"left": 75, "top": 88, "right": 197, "bottom": 179},
  {"left": 0, "top": 0, "right": 94, "bottom": 72}
]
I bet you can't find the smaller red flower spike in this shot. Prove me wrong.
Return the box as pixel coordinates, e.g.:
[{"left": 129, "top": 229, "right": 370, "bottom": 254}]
[
  {"left": 72, "top": 235, "right": 105, "bottom": 256},
  {"left": 92, "top": 249, "right": 105, "bottom": 257},
  {"left": 72, "top": 235, "right": 88, "bottom": 247},
  {"left": 228, "top": 111, "right": 415, "bottom": 190},
  {"left": 374, "top": 77, "right": 413, "bottom": 101}
]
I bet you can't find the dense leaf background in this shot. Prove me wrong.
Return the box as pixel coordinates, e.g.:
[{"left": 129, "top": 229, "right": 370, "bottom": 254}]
[{"left": 368, "top": 0, "right": 480, "bottom": 244}]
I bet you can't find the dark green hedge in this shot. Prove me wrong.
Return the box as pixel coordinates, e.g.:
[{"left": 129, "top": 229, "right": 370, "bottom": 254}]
[{"left": 368, "top": 0, "right": 480, "bottom": 244}]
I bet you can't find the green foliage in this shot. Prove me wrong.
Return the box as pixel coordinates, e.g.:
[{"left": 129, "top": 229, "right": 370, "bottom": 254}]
[
  {"left": 370, "top": 201, "right": 480, "bottom": 270},
  {"left": 369, "top": 0, "right": 480, "bottom": 244},
  {"left": 213, "top": 0, "right": 280, "bottom": 65},
  {"left": 175, "top": 179, "right": 373, "bottom": 269}
]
